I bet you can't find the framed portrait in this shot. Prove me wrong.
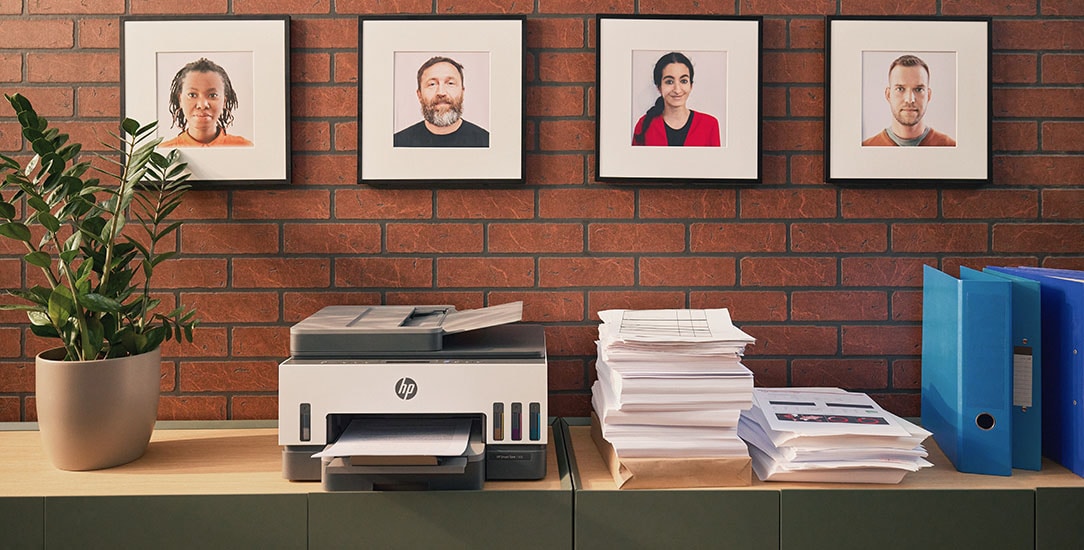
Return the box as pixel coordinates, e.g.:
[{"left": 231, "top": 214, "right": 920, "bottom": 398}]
[
  {"left": 359, "top": 15, "right": 525, "bottom": 186},
  {"left": 122, "top": 16, "right": 291, "bottom": 186},
  {"left": 596, "top": 15, "right": 762, "bottom": 184},
  {"left": 826, "top": 17, "right": 992, "bottom": 185}
]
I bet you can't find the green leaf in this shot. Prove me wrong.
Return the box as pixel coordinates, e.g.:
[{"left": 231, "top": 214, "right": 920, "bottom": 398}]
[
  {"left": 23, "top": 251, "right": 51, "bottom": 268},
  {"left": 36, "top": 211, "right": 60, "bottom": 233},
  {"left": 80, "top": 293, "right": 123, "bottom": 313},
  {"left": 27, "top": 310, "right": 52, "bottom": 326},
  {"left": 0, "top": 222, "right": 31, "bottom": 242},
  {"left": 121, "top": 118, "right": 140, "bottom": 136},
  {"left": 29, "top": 322, "right": 60, "bottom": 339},
  {"left": 0, "top": 201, "right": 15, "bottom": 219},
  {"left": 47, "top": 286, "right": 74, "bottom": 329}
]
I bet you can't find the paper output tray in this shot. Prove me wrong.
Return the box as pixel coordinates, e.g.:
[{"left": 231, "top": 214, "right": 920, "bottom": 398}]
[{"left": 321, "top": 452, "right": 484, "bottom": 491}]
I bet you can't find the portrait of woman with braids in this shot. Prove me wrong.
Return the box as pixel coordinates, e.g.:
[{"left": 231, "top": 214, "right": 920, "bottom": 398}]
[{"left": 631, "top": 52, "right": 721, "bottom": 147}]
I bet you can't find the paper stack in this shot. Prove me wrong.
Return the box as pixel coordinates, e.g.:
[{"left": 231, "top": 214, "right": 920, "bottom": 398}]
[
  {"left": 738, "top": 387, "right": 933, "bottom": 484},
  {"left": 591, "top": 309, "right": 757, "bottom": 469}
]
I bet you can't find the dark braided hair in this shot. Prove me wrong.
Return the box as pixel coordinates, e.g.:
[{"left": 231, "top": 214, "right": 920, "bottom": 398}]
[
  {"left": 632, "top": 52, "right": 694, "bottom": 146},
  {"left": 168, "top": 57, "right": 239, "bottom": 132}
]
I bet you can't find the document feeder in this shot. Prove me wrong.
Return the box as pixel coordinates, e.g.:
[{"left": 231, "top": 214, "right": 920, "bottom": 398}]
[{"left": 279, "top": 305, "right": 547, "bottom": 490}]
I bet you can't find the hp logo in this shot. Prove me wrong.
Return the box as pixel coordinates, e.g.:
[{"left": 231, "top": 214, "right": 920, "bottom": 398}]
[{"left": 395, "top": 377, "right": 418, "bottom": 400}]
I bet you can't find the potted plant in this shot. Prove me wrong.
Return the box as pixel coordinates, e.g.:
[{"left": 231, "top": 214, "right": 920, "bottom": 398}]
[{"left": 0, "top": 93, "right": 198, "bottom": 470}]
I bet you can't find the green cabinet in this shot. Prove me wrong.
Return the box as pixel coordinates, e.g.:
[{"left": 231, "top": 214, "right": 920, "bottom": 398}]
[{"left": 0, "top": 497, "right": 44, "bottom": 549}]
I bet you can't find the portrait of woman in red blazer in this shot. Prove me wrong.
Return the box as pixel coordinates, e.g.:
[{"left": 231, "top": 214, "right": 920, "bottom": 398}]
[{"left": 632, "top": 52, "right": 721, "bottom": 147}]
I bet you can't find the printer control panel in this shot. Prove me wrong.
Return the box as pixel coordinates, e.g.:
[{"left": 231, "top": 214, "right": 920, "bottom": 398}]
[{"left": 493, "top": 401, "right": 542, "bottom": 442}]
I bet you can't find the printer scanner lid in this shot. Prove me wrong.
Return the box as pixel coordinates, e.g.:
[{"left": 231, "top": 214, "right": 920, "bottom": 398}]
[{"left": 290, "top": 302, "right": 526, "bottom": 355}]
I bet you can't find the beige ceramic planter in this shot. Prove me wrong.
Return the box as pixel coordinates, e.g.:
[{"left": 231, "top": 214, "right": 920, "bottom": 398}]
[{"left": 35, "top": 347, "right": 161, "bottom": 471}]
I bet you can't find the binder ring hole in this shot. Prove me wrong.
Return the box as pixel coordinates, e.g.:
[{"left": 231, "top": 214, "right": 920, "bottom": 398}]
[{"left": 976, "top": 413, "right": 995, "bottom": 431}]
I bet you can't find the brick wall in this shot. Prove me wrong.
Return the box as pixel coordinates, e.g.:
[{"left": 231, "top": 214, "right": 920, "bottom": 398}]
[{"left": 1, "top": 1, "right": 1081, "bottom": 422}]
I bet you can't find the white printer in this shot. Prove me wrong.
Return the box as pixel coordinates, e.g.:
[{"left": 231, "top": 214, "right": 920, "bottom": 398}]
[{"left": 278, "top": 303, "right": 548, "bottom": 490}]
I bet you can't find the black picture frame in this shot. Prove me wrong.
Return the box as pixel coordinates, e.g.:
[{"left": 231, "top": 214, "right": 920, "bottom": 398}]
[
  {"left": 825, "top": 16, "right": 992, "bottom": 186},
  {"left": 358, "top": 15, "right": 526, "bottom": 186},
  {"left": 595, "top": 14, "right": 762, "bottom": 184},
  {"left": 121, "top": 15, "right": 291, "bottom": 187}
]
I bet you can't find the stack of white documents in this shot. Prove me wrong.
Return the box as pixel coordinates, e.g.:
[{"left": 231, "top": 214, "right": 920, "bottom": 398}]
[
  {"left": 738, "top": 387, "right": 933, "bottom": 484},
  {"left": 591, "top": 308, "right": 756, "bottom": 459}
]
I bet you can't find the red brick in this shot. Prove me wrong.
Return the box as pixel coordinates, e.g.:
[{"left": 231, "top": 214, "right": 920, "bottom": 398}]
[
  {"left": 158, "top": 396, "right": 226, "bottom": 420},
  {"left": 792, "top": 359, "right": 889, "bottom": 390},
  {"left": 182, "top": 292, "right": 280, "bottom": 323},
  {"left": 232, "top": 326, "right": 291, "bottom": 358},
  {"left": 539, "top": 0, "right": 633, "bottom": 14},
  {"left": 762, "top": 86, "right": 787, "bottom": 118},
  {"left": 993, "top": 54, "right": 1037, "bottom": 84},
  {"left": 1043, "top": 258, "right": 1084, "bottom": 270},
  {"left": 792, "top": 291, "right": 888, "bottom": 321},
  {"left": 640, "top": 257, "right": 736, "bottom": 287},
  {"left": 181, "top": 360, "right": 277, "bottom": 392},
  {"left": 587, "top": 291, "right": 686, "bottom": 319},
  {"left": 788, "top": 17, "right": 824, "bottom": 49},
  {"left": 892, "top": 359, "right": 922, "bottom": 390},
  {"left": 232, "top": 395, "right": 277, "bottom": 420},
  {"left": 386, "top": 292, "right": 484, "bottom": 310},
  {"left": 741, "top": 188, "right": 836, "bottom": 219},
  {"left": 994, "top": 20, "right": 1084, "bottom": 51},
  {"left": 233, "top": 258, "right": 331, "bottom": 288},
  {"left": 537, "top": 52, "right": 594, "bottom": 82},
  {"left": 763, "top": 120, "right": 823, "bottom": 151},
  {"left": 489, "top": 291, "right": 586, "bottom": 322},
  {"left": 993, "top": 121, "right": 1038, "bottom": 152},
  {"left": 283, "top": 292, "right": 381, "bottom": 321},
  {"left": 841, "top": 189, "right": 937, "bottom": 219},
  {"left": 0, "top": 361, "right": 32, "bottom": 390},
  {"left": 943, "top": 0, "right": 1036, "bottom": 15},
  {"left": 488, "top": 223, "right": 584, "bottom": 253},
  {"left": 842, "top": 325, "right": 921, "bottom": 356},
  {"left": 995, "top": 156, "right": 1084, "bottom": 185},
  {"left": 942, "top": 257, "right": 1037, "bottom": 278},
  {"left": 28, "top": 53, "right": 118, "bottom": 83},
  {"left": 639, "top": 0, "right": 736, "bottom": 14},
  {"left": 334, "top": 52, "right": 358, "bottom": 83},
  {"left": 1, "top": 87, "right": 72, "bottom": 118},
  {"left": 690, "top": 223, "right": 787, "bottom": 253},
  {"left": 176, "top": 190, "right": 230, "bottom": 220},
  {"left": 792, "top": 223, "right": 887, "bottom": 253},
  {"left": 181, "top": 223, "right": 279, "bottom": 254},
  {"left": 337, "top": 0, "right": 430, "bottom": 13},
  {"left": 0, "top": 53, "right": 21, "bottom": 82},
  {"left": 892, "top": 223, "right": 988, "bottom": 253},
  {"left": 436, "top": 0, "right": 531, "bottom": 14},
  {"left": 292, "top": 18, "right": 357, "bottom": 49},
  {"left": 235, "top": 0, "right": 329, "bottom": 13},
  {"left": 1043, "top": 189, "right": 1084, "bottom": 220},
  {"left": 942, "top": 189, "right": 1039, "bottom": 219},
  {"left": 544, "top": 324, "right": 597, "bottom": 356},
  {"left": 0, "top": 0, "right": 22, "bottom": 13},
  {"left": 891, "top": 290, "right": 923, "bottom": 322},
  {"left": 437, "top": 189, "right": 534, "bottom": 219},
  {"left": 527, "top": 17, "right": 585, "bottom": 49},
  {"left": 745, "top": 358, "right": 788, "bottom": 387},
  {"left": 872, "top": 393, "right": 920, "bottom": 418},
  {"left": 292, "top": 53, "right": 331, "bottom": 84},
  {"left": 789, "top": 86, "right": 824, "bottom": 117},
  {"left": 130, "top": 0, "right": 228, "bottom": 13},
  {"left": 387, "top": 223, "right": 484, "bottom": 253},
  {"left": 526, "top": 154, "right": 585, "bottom": 185},
  {"left": 538, "top": 119, "right": 594, "bottom": 151},
  {"left": 788, "top": 154, "right": 824, "bottom": 185},
  {"left": 294, "top": 154, "right": 357, "bottom": 185},
  {"left": 762, "top": 52, "right": 823, "bottom": 84},
  {"left": 740, "top": 0, "right": 834, "bottom": 14},
  {"left": 589, "top": 223, "right": 685, "bottom": 253},
  {"left": 549, "top": 393, "right": 591, "bottom": 418},
  {"left": 335, "top": 188, "right": 432, "bottom": 219},
  {"left": 760, "top": 18, "right": 787, "bottom": 50},
  {"left": 292, "top": 86, "right": 356, "bottom": 118},
  {"left": 76, "top": 86, "right": 119, "bottom": 118},
  {"left": 743, "top": 325, "right": 838, "bottom": 356},
  {"left": 78, "top": 18, "right": 118, "bottom": 48},
  {"left": 161, "top": 326, "right": 228, "bottom": 358},
  {"left": 1043, "top": 0, "right": 1084, "bottom": 15},
  {"left": 841, "top": 257, "right": 934, "bottom": 288},
  {"left": 334, "top": 121, "right": 357, "bottom": 151},
  {"left": 28, "top": 0, "right": 123, "bottom": 13},
  {"left": 541, "top": 257, "right": 633, "bottom": 287},
  {"left": 234, "top": 189, "right": 330, "bottom": 220},
  {"left": 0, "top": 397, "right": 19, "bottom": 422},
  {"left": 996, "top": 89, "right": 1083, "bottom": 118},
  {"left": 1042, "top": 54, "right": 1084, "bottom": 85},
  {"left": 840, "top": 0, "right": 936, "bottom": 15},
  {"left": 0, "top": 19, "right": 73, "bottom": 48},
  {"left": 438, "top": 257, "right": 536, "bottom": 287},
  {"left": 335, "top": 257, "right": 434, "bottom": 288},
  {"left": 153, "top": 258, "right": 228, "bottom": 289},
  {"left": 292, "top": 120, "right": 332, "bottom": 152},
  {"left": 740, "top": 257, "right": 836, "bottom": 287},
  {"left": 0, "top": 259, "right": 19, "bottom": 289},
  {"left": 539, "top": 188, "right": 634, "bottom": 218},
  {"left": 994, "top": 224, "right": 1084, "bottom": 253},
  {"left": 527, "top": 85, "right": 585, "bottom": 117},
  {"left": 284, "top": 223, "right": 381, "bottom": 254},
  {"left": 548, "top": 359, "right": 587, "bottom": 391},
  {"left": 689, "top": 291, "right": 789, "bottom": 322},
  {"left": 1043, "top": 122, "right": 1084, "bottom": 152},
  {"left": 636, "top": 189, "right": 733, "bottom": 219}
]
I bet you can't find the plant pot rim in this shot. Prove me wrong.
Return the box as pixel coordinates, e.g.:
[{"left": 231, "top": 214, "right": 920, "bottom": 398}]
[{"left": 37, "top": 346, "right": 162, "bottom": 364}]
